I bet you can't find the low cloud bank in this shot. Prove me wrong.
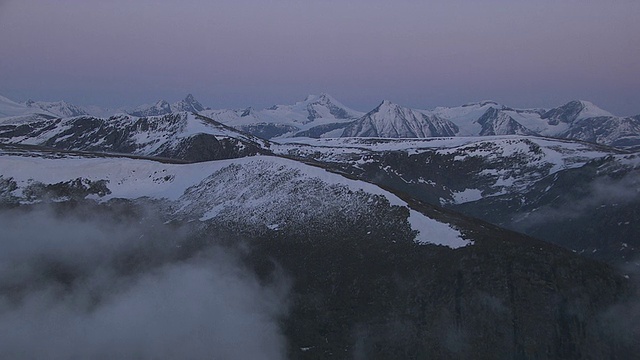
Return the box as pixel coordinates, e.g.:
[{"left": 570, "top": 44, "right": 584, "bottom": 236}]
[
  {"left": 515, "top": 173, "right": 640, "bottom": 227},
  {"left": 0, "top": 204, "right": 289, "bottom": 360}
]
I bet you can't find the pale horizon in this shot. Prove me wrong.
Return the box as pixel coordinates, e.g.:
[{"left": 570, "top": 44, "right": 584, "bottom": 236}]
[{"left": 1, "top": 0, "right": 639, "bottom": 115}]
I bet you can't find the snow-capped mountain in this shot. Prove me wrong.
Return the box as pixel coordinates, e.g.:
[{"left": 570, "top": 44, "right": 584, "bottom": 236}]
[
  {"left": 427, "top": 100, "right": 640, "bottom": 148},
  {"left": 541, "top": 100, "right": 613, "bottom": 125},
  {"left": 4, "top": 92, "right": 638, "bottom": 149},
  {"left": 0, "top": 95, "right": 90, "bottom": 121},
  {"left": 169, "top": 93, "right": 206, "bottom": 113},
  {"left": 128, "top": 94, "right": 207, "bottom": 117},
  {"left": 0, "top": 112, "right": 270, "bottom": 162},
  {"left": 129, "top": 100, "right": 173, "bottom": 117},
  {"left": 202, "top": 93, "right": 364, "bottom": 139},
  {"left": 24, "top": 99, "right": 89, "bottom": 118},
  {"left": 265, "top": 93, "right": 363, "bottom": 124},
  {"left": 475, "top": 107, "right": 537, "bottom": 136},
  {"left": 341, "top": 100, "right": 459, "bottom": 138},
  {"left": 0, "top": 95, "right": 37, "bottom": 118}
]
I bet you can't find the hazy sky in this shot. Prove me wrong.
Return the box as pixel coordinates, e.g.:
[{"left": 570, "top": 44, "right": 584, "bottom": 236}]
[{"left": 1, "top": 0, "right": 639, "bottom": 114}]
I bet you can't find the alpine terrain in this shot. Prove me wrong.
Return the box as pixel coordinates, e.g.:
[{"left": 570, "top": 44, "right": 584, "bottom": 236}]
[{"left": 1, "top": 93, "right": 639, "bottom": 359}]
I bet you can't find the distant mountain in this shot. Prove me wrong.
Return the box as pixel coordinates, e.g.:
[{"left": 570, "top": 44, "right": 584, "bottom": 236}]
[
  {"left": 341, "top": 100, "right": 459, "bottom": 138},
  {"left": 128, "top": 94, "right": 207, "bottom": 117},
  {"left": 425, "top": 100, "right": 640, "bottom": 148},
  {"left": 475, "top": 107, "right": 537, "bottom": 136},
  {"left": 0, "top": 95, "right": 37, "bottom": 118},
  {"left": 170, "top": 93, "right": 206, "bottom": 113},
  {"left": 129, "top": 100, "right": 172, "bottom": 117},
  {"left": 541, "top": 100, "right": 613, "bottom": 125},
  {"left": 202, "top": 93, "right": 364, "bottom": 139},
  {"left": 0, "top": 95, "right": 76, "bottom": 124},
  {"left": 3, "top": 93, "right": 639, "bottom": 149},
  {"left": 267, "top": 93, "right": 363, "bottom": 124},
  {"left": 25, "top": 99, "right": 89, "bottom": 118}
]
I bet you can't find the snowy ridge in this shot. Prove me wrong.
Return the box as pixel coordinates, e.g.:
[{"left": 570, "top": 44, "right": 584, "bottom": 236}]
[
  {"left": 0, "top": 152, "right": 470, "bottom": 248},
  {"left": 541, "top": 100, "right": 613, "bottom": 125},
  {"left": 274, "top": 135, "right": 620, "bottom": 206},
  {"left": 0, "top": 95, "right": 90, "bottom": 123},
  {"left": 0, "top": 95, "right": 37, "bottom": 118},
  {"left": 432, "top": 101, "right": 507, "bottom": 136},
  {"left": 201, "top": 93, "right": 364, "bottom": 139},
  {"left": 25, "top": 99, "right": 89, "bottom": 118},
  {"left": 0, "top": 112, "right": 271, "bottom": 161}
]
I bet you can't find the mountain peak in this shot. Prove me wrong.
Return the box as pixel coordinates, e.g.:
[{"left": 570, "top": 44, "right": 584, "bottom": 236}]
[
  {"left": 173, "top": 94, "right": 205, "bottom": 113},
  {"left": 377, "top": 99, "right": 396, "bottom": 108},
  {"left": 542, "top": 100, "right": 613, "bottom": 125},
  {"left": 304, "top": 93, "right": 337, "bottom": 105}
]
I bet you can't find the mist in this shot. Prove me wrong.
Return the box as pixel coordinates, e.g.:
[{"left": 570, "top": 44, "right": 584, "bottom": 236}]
[
  {"left": 514, "top": 172, "right": 640, "bottom": 227},
  {"left": 0, "top": 203, "right": 289, "bottom": 359}
]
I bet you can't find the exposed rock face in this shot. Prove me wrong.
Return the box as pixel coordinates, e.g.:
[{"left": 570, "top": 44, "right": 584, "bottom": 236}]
[{"left": 542, "top": 100, "right": 589, "bottom": 125}]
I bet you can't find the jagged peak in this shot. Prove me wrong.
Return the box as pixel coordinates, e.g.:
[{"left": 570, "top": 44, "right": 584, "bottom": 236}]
[
  {"left": 376, "top": 99, "right": 399, "bottom": 109},
  {"left": 304, "top": 93, "right": 339, "bottom": 105}
]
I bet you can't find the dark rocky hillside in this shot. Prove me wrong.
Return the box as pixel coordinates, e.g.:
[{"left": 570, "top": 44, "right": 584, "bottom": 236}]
[{"left": 1, "top": 197, "right": 636, "bottom": 359}]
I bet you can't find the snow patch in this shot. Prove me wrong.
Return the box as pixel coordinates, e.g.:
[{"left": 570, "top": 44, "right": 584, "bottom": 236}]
[
  {"left": 451, "top": 189, "right": 483, "bottom": 204},
  {"left": 409, "top": 210, "right": 471, "bottom": 248}
]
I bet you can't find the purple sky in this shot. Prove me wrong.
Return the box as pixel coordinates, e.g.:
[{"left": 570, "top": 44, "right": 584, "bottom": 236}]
[{"left": 1, "top": 0, "right": 639, "bottom": 115}]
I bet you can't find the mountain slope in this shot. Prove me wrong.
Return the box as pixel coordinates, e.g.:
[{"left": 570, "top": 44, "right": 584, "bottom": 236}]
[
  {"left": 0, "top": 95, "right": 36, "bottom": 118},
  {"left": 341, "top": 100, "right": 459, "bottom": 138},
  {"left": 0, "top": 151, "right": 470, "bottom": 248},
  {"left": 274, "top": 136, "right": 640, "bottom": 266},
  {"left": 541, "top": 100, "right": 613, "bottom": 125},
  {"left": 476, "top": 107, "right": 537, "bottom": 136},
  {"left": 0, "top": 112, "right": 271, "bottom": 162},
  {"left": 25, "top": 99, "right": 89, "bottom": 118}
]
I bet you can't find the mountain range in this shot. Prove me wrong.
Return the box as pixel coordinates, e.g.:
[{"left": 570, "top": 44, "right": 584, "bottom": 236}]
[
  {"left": 2, "top": 93, "right": 638, "bottom": 149},
  {"left": 1, "top": 92, "right": 639, "bottom": 358}
]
